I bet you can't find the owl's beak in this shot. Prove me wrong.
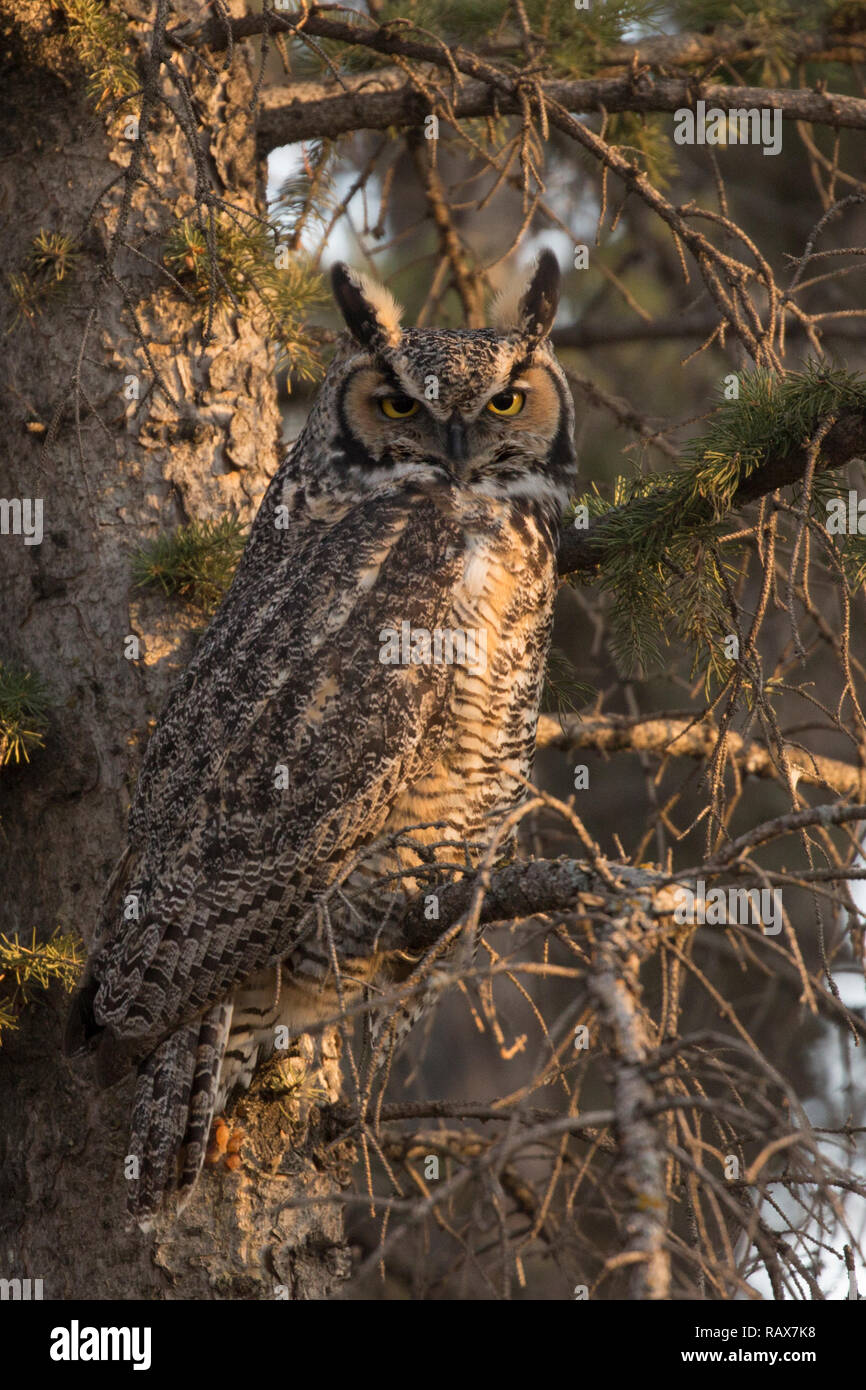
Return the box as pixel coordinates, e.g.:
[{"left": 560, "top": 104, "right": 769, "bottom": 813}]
[{"left": 443, "top": 414, "right": 469, "bottom": 468}]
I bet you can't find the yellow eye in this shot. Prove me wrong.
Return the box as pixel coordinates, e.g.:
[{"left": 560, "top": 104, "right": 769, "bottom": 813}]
[
  {"left": 487, "top": 389, "right": 525, "bottom": 417},
  {"left": 380, "top": 395, "right": 419, "bottom": 419}
]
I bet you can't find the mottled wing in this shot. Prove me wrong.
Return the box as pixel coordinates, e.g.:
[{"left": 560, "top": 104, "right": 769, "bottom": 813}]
[{"left": 91, "top": 482, "right": 466, "bottom": 1052}]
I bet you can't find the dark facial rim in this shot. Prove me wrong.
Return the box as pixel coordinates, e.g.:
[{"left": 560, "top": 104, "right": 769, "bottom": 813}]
[
  {"left": 335, "top": 367, "right": 383, "bottom": 468},
  {"left": 333, "top": 358, "right": 573, "bottom": 470}
]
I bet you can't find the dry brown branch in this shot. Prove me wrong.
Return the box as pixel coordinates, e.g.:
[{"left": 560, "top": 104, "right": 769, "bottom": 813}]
[
  {"left": 552, "top": 313, "right": 866, "bottom": 351},
  {"left": 171, "top": 12, "right": 866, "bottom": 145},
  {"left": 537, "top": 713, "right": 866, "bottom": 799},
  {"left": 252, "top": 68, "right": 866, "bottom": 150},
  {"left": 406, "top": 129, "right": 484, "bottom": 325},
  {"left": 587, "top": 915, "right": 671, "bottom": 1299}
]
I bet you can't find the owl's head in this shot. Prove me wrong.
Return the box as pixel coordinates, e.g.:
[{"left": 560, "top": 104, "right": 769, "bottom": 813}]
[{"left": 304, "top": 252, "right": 574, "bottom": 517}]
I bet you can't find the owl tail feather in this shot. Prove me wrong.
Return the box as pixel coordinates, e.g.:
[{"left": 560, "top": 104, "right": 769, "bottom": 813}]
[{"left": 127, "top": 1001, "right": 233, "bottom": 1227}]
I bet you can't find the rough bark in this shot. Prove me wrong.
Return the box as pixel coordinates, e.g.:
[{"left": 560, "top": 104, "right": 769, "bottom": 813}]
[{"left": 0, "top": 1, "right": 349, "bottom": 1300}]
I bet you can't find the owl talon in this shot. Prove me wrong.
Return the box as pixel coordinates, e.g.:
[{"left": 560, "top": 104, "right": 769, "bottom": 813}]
[
  {"left": 205, "top": 1116, "right": 229, "bottom": 1165},
  {"left": 205, "top": 1116, "right": 245, "bottom": 1169},
  {"left": 226, "top": 1125, "right": 246, "bottom": 1155}
]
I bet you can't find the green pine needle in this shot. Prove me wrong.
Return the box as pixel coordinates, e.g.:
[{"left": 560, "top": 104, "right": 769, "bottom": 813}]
[
  {"left": 8, "top": 231, "right": 81, "bottom": 328},
  {"left": 60, "top": 0, "right": 139, "bottom": 110},
  {"left": 570, "top": 364, "right": 866, "bottom": 681},
  {"left": 163, "top": 215, "right": 327, "bottom": 381},
  {"left": 0, "top": 928, "right": 83, "bottom": 1043},
  {"left": 132, "top": 516, "right": 248, "bottom": 614},
  {"left": 0, "top": 662, "right": 52, "bottom": 766},
  {"left": 543, "top": 646, "right": 597, "bottom": 715}
]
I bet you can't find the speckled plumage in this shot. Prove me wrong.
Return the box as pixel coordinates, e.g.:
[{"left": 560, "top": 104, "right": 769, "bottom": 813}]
[{"left": 65, "top": 252, "right": 576, "bottom": 1221}]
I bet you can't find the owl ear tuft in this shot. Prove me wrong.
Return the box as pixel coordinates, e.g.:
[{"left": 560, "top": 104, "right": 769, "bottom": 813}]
[
  {"left": 491, "top": 249, "right": 560, "bottom": 341},
  {"left": 331, "top": 263, "right": 404, "bottom": 350}
]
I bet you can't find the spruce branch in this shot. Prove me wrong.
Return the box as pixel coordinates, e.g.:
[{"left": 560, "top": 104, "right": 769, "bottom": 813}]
[
  {"left": 0, "top": 662, "right": 52, "bottom": 766},
  {"left": 162, "top": 215, "right": 327, "bottom": 379},
  {"left": 594, "top": 18, "right": 866, "bottom": 73},
  {"left": 171, "top": 8, "right": 866, "bottom": 373},
  {"left": 7, "top": 231, "right": 82, "bottom": 330},
  {"left": 406, "top": 128, "right": 484, "bottom": 327},
  {"left": 0, "top": 929, "right": 83, "bottom": 1042},
  {"left": 396, "top": 857, "right": 668, "bottom": 955},
  {"left": 131, "top": 516, "right": 247, "bottom": 614},
  {"left": 166, "top": 8, "right": 866, "bottom": 148},
  {"left": 60, "top": 0, "right": 139, "bottom": 110},
  {"left": 557, "top": 371, "right": 866, "bottom": 580}
]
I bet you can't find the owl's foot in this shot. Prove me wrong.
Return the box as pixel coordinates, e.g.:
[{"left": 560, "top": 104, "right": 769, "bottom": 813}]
[{"left": 205, "top": 1116, "right": 246, "bottom": 1171}]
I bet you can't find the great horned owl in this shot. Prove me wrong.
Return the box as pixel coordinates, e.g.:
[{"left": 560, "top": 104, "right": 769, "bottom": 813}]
[{"left": 65, "top": 251, "right": 575, "bottom": 1221}]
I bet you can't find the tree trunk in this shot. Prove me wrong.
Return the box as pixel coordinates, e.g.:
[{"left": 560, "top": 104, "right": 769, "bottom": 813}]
[{"left": 0, "top": 1, "right": 350, "bottom": 1300}]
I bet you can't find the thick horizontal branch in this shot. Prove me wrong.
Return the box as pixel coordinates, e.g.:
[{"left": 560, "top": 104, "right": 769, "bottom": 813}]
[
  {"left": 396, "top": 820, "right": 866, "bottom": 959},
  {"left": 536, "top": 713, "right": 866, "bottom": 798},
  {"left": 168, "top": 14, "right": 866, "bottom": 149},
  {"left": 556, "top": 409, "right": 866, "bottom": 578},
  {"left": 397, "top": 858, "right": 667, "bottom": 956},
  {"left": 253, "top": 68, "right": 866, "bottom": 152},
  {"left": 178, "top": 9, "right": 866, "bottom": 74}
]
